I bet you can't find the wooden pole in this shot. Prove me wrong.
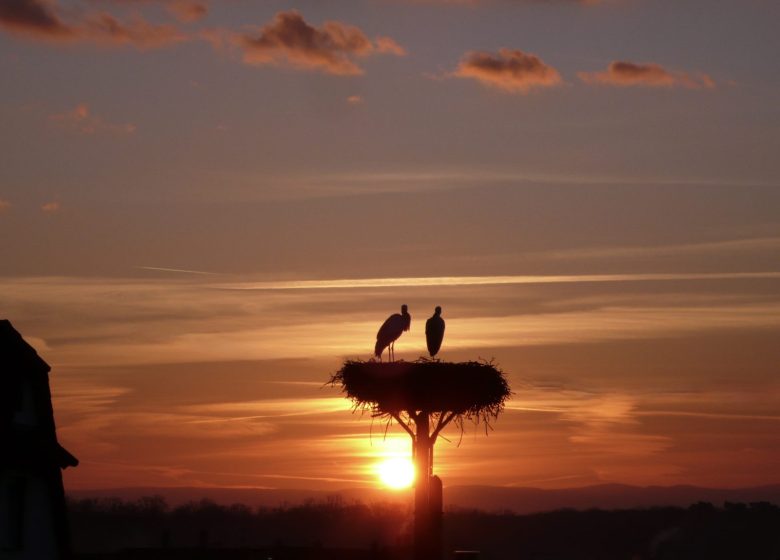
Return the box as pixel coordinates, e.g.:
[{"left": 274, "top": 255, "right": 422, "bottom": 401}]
[
  {"left": 413, "top": 412, "right": 431, "bottom": 560},
  {"left": 415, "top": 414, "right": 430, "bottom": 557},
  {"left": 430, "top": 474, "right": 443, "bottom": 560}
]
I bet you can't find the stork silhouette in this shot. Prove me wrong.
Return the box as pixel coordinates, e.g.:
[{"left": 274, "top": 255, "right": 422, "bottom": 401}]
[
  {"left": 375, "top": 304, "right": 411, "bottom": 362},
  {"left": 425, "top": 306, "right": 445, "bottom": 358}
]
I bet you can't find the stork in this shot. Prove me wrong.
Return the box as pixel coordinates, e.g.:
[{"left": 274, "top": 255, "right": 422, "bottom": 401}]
[
  {"left": 375, "top": 304, "right": 411, "bottom": 362},
  {"left": 425, "top": 306, "right": 445, "bottom": 358}
]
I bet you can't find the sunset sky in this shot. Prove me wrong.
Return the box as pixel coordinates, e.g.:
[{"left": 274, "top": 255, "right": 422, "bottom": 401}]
[{"left": 1, "top": 0, "right": 779, "bottom": 493}]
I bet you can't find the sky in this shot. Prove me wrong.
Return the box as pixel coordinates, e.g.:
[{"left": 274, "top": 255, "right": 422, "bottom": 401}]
[{"left": 1, "top": 0, "right": 779, "bottom": 493}]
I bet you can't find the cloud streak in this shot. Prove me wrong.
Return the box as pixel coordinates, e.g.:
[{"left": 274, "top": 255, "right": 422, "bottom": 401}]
[
  {"left": 234, "top": 10, "right": 405, "bottom": 75},
  {"left": 578, "top": 61, "right": 715, "bottom": 89},
  {"left": 453, "top": 48, "right": 562, "bottom": 93},
  {"left": 182, "top": 398, "right": 352, "bottom": 419},
  {"left": 12, "top": 272, "right": 777, "bottom": 490},
  {"left": 8, "top": 280, "right": 780, "bottom": 367},
  {"left": 542, "top": 237, "right": 780, "bottom": 261},
  {"left": 213, "top": 271, "right": 780, "bottom": 291}
]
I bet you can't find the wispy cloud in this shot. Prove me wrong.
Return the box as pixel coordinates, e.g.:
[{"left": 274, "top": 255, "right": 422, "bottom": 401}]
[
  {"left": 41, "top": 200, "right": 61, "bottom": 213},
  {"left": 637, "top": 410, "right": 780, "bottom": 422},
  {"left": 578, "top": 61, "right": 715, "bottom": 89},
  {"left": 182, "top": 165, "right": 779, "bottom": 204},
  {"left": 212, "top": 271, "right": 780, "bottom": 291},
  {"left": 18, "top": 271, "right": 776, "bottom": 490},
  {"left": 375, "top": 36, "right": 406, "bottom": 56},
  {"left": 508, "top": 389, "right": 637, "bottom": 425},
  {"left": 182, "top": 398, "right": 352, "bottom": 418},
  {"left": 505, "top": 387, "right": 651, "bottom": 455},
  {"left": 442, "top": 302, "right": 780, "bottom": 351},
  {"left": 49, "top": 103, "right": 136, "bottom": 135},
  {"left": 7, "top": 279, "right": 777, "bottom": 367},
  {"left": 3, "top": 270, "right": 780, "bottom": 366},
  {"left": 452, "top": 48, "right": 562, "bottom": 93},
  {"left": 81, "top": 12, "right": 187, "bottom": 49},
  {"left": 542, "top": 237, "right": 780, "bottom": 261}
]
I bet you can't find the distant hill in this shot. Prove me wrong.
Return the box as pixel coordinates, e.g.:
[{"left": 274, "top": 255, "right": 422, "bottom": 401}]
[
  {"left": 443, "top": 483, "right": 780, "bottom": 513},
  {"left": 68, "top": 483, "right": 780, "bottom": 514}
]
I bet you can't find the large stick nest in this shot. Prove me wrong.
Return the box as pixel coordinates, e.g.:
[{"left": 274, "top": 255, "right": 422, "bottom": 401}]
[{"left": 330, "top": 359, "right": 510, "bottom": 423}]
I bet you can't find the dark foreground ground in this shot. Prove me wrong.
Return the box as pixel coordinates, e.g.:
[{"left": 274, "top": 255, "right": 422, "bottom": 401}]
[{"left": 69, "top": 496, "right": 780, "bottom": 560}]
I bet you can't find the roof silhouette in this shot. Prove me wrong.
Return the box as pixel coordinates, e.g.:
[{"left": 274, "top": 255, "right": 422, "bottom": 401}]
[
  {"left": 0, "top": 319, "right": 50, "bottom": 375},
  {"left": 1, "top": 319, "right": 78, "bottom": 469}
]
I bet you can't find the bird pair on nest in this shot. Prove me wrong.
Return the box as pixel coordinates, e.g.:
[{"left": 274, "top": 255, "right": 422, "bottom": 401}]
[{"left": 374, "top": 305, "right": 445, "bottom": 362}]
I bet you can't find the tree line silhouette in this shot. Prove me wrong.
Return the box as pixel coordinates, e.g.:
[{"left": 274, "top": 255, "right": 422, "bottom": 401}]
[{"left": 67, "top": 496, "right": 780, "bottom": 559}]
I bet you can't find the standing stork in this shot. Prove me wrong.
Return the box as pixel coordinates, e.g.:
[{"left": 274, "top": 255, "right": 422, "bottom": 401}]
[
  {"left": 425, "top": 306, "right": 445, "bottom": 358},
  {"left": 375, "top": 304, "right": 411, "bottom": 362}
]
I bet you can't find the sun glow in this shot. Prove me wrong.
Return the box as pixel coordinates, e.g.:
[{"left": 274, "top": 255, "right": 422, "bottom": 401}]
[{"left": 377, "top": 457, "right": 415, "bottom": 489}]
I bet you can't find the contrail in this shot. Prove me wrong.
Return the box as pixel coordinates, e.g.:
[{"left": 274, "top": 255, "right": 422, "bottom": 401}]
[
  {"left": 137, "top": 266, "right": 218, "bottom": 276},
  {"left": 212, "top": 271, "right": 780, "bottom": 291}
]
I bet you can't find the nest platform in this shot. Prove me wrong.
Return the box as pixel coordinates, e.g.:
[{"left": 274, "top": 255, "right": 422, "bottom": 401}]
[{"left": 331, "top": 359, "right": 510, "bottom": 420}]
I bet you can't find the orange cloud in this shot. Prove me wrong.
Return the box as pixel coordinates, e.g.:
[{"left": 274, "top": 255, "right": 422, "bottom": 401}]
[
  {"left": 0, "top": 0, "right": 187, "bottom": 49},
  {"left": 375, "top": 36, "right": 407, "bottom": 56},
  {"left": 41, "top": 201, "right": 61, "bottom": 213},
  {"left": 453, "top": 48, "right": 562, "bottom": 93},
  {"left": 347, "top": 95, "right": 364, "bottom": 105},
  {"left": 0, "top": 199, "right": 10, "bottom": 212},
  {"left": 578, "top": 61, "right": 715, "bottom": 89},
  {"left": 81, "top": 13, "right": 187, "bottom": 49},
  {"left": 49, "top": 103, "right": 137, "bottom": 135},
  {"left": 0, "top": 0, "right": 72, "bottom": 38},
  {"left": 166, "top": 0, "right": 207, "bottom": 23},
  {"left": 94, "top": 0, "right": 207, "bottom": 23},
  {"left": 235, "top": 10, "right": 406, "bottom": 75}
]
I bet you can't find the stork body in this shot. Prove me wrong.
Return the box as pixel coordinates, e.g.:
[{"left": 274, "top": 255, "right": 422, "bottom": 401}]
[
  {"left": 375, "top": 304, "right": 411, "bottom": 361},
  {"left": 425, "top": 306, "right": 445, "bottom": 358}
]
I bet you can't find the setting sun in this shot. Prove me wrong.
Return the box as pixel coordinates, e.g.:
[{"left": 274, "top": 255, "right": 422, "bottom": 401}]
[{"left": 377, "top": 458, "right": 415, "bottom": 489}]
